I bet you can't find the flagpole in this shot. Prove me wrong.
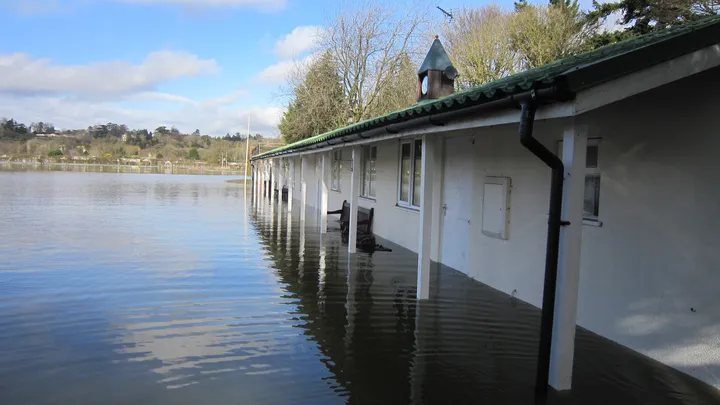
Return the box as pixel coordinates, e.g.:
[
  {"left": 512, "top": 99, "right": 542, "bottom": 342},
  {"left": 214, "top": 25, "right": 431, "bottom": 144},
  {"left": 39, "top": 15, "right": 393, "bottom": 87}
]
[{"left": 245, "top": 116, "right": 251, "bottom": 183}]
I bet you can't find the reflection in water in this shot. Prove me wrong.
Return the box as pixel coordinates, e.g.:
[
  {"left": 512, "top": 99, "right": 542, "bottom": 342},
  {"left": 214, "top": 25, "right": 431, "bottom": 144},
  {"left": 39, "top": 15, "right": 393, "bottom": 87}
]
[
  {"left": 0, "top": 171, "right": 718, "bottom": 405},
  {"left": 0, "top": 162, "right": 247, "bottom": 177},
  {"left": 249, "top": 196, "right": 720, "bottom": 405}
]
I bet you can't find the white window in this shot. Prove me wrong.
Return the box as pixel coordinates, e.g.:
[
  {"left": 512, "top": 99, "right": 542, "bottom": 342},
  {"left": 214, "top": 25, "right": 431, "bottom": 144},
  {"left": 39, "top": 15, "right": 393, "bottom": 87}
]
[
  {"left": 398, "top": 139, "right": 422, "bottom": 208},
  {"left": 558, "top": 139, "right": 601, "bottom": 222},
  {"left": 331, "top": 150, "right": 341, "bottom": 191},
  {"left": 361, "top": 145, "right": 377, "bottom": 198}
]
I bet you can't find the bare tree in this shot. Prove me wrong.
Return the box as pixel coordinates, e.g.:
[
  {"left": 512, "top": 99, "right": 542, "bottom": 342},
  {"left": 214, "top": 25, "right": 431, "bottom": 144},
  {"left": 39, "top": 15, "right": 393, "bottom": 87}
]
[
  {"left": 366, "top": 52, "right": 418, "bottom": 117},
  {"left": 510, "top": 1, "right": 596, "bottom": 69},
  {"left": 321, "top": 1, "right": 430, "bottom": 122},
  {"left": 441, "top": 5, "right": 518, "bottom": 89},
  {"left": 442, "top": 3, "right": 596, "bottom": 88}
]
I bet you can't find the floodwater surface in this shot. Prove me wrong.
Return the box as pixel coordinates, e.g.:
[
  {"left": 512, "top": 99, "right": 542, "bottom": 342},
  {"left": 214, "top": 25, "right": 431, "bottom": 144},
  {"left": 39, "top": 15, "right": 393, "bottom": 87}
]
[{"left": 0, "top": 171, "right": 718, "bottom": 405}]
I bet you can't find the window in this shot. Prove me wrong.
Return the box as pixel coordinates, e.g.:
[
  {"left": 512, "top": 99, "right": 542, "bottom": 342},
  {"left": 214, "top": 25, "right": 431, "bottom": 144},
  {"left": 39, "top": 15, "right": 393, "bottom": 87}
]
[
  {"left": 331, "top": 150, "right": 341, "bottom": 191},
  {"left": 398, "top": 139, "right": 423, "bottom": 208},
  {"left": 361, "top": 145, "right": 377, "bottom": 198},
  {"left": 583, "top": 141, "right": 601, "bottom": 221},
  {"left": 558, "top": 139, "right": 601, "bottom": 222}
]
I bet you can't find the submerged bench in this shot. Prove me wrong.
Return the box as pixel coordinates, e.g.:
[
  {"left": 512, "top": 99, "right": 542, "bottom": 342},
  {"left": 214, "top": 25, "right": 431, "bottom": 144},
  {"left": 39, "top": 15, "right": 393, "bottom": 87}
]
[
  {"left": 272, "top": 186, "right": 289, "bottom": 201},
  {"left": 328, "top": 200, "right": 390, "bottom": 252},
  {"left": 327, "top": 200, "right": 374, "bottom": 234}
]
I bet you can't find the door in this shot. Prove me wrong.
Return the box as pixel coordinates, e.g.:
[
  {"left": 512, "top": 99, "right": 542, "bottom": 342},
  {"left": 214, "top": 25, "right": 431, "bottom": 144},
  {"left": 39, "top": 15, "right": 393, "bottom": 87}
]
[{"left": 440, "top": 136, "right": 474, "bottom": 275}]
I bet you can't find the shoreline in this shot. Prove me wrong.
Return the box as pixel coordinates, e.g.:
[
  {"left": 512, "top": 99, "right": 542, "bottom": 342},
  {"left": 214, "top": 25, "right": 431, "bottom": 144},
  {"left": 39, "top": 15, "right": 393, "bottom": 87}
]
[{"left": 1, "top": 161, "right": 250, "bottom": 177}]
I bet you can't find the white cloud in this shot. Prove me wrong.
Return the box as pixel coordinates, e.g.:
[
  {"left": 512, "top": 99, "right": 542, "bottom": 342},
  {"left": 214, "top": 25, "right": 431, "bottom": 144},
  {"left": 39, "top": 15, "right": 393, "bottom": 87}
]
[
  {"left": 0, "top": 49, "right": 280, "bottom": 136},
  {"left": 256, "top": 60, "right": 297, "bottom": 84},
  {"left": 0, "top": 51, "right": 218, "bottom": 95},
  {"left": 2, "top": 0, "right": 287, "bottom": 13},
  {"left": 256, "top": 53, "right": 317, "bottom": 84},
  {"left": 256, "top": 26, "right": 323, "bottom": 85},
  {"left": 201, "top": 89, "right": 249, "bottom": 108},
  {"left": 0, "top": 94, "right": 282, "bottom": 136},
  {"left": 126, "top": 92, "right": 197, "bottom": 104},
  {"left": 274, "top": 25, "right": 322, "bottom": 59},
  {"left": 118, "top": 0, "right": 286, "bottom": 10}
]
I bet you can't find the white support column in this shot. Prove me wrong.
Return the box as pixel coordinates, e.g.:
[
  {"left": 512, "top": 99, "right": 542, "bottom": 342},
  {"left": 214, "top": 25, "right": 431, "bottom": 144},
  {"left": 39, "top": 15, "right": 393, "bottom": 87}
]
[
  {"left": 416, "top": 135, "right": 435, "bottom": 300},
  {"left": 251, "top": 164, "right": 255, "bottom": 198},
  {"left": 253, "top": 161, "right": 260, "bottom": 201},
  {"left": 430, "top": 138, "right": 444, "bottom": 262},
  {"left": 277, "top": 161, "right": 283, "bottom": 225},
  {"left": 320, "top": 153, "right": 329, "bottom": 234},
  {"left": 549, "top": 121, "right": 587, "bottom": 391},
  {"left": 300, "top": 156, "right": 307, "bottom": 223},
  {"left": 260, "top": 159, "right": 267, "bottom": 200},
  {"left": 348, "top": 147, "right": 360, "bottom": 254},
  {"left": 277, "top": 160, "right": 285, "bottom": 207},
  {"left": 269, "top": 160, "right": 275, "bottom": 204},
  {"left": 265, "top": 162, "right": 270, "bottom": 199},
  {"left": 288, "top": 158, "right": 294, "bottom": 212}
]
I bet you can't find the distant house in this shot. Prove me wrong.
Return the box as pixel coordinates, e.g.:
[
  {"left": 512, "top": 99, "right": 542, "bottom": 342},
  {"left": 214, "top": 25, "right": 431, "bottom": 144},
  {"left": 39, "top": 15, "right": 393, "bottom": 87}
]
[{"left": 251, "top": 17, "right": 720, "bottom": 392}]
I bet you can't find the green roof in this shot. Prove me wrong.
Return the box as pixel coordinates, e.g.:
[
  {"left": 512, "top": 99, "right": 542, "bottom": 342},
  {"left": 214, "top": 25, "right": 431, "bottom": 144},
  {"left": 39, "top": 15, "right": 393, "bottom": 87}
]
[{"left": 254, "top": 16, "right": 720, "bottom": 161}]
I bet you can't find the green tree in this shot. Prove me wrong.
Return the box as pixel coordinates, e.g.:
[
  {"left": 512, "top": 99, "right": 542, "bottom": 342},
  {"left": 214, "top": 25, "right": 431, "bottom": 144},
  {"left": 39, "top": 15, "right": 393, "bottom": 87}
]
[
  {"left": 279, "top": 51, "right": 346, "bottom": 144},
  {"left": 587, "top": 0, "right": 718, "bottom": 46},
  {"left": 186, "top": 148, "right": 200, "bottom": 160},
  {"left": 48, "top": 149, "right": 63, "bottom": 157},
  {"left": 367, "top": 53, "right": 418, "bottom": 116}
]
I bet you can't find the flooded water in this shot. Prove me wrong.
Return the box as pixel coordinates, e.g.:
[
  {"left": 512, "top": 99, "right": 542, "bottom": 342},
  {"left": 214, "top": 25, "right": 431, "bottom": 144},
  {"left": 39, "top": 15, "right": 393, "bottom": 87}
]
[{"left": 0, "top": 171, "right": 718, "bottom": 405}]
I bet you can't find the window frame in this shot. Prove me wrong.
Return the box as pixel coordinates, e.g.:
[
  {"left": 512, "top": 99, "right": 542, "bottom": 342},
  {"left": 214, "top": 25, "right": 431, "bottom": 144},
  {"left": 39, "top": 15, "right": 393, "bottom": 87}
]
[
  {"left": 583, "top": 139, "right": 601, "bottom": 222},
  {"left": 397, "top": 138, "right": 423, "bottom": 209},
  {"left": 557, "top": 138, "right": 602, "bottom": 223},
  {"left": 331, "top": 150, "right": 342, "bottom": 192},
  {"left": 361, "top": 145, "right": 377, "bottom": 199}
]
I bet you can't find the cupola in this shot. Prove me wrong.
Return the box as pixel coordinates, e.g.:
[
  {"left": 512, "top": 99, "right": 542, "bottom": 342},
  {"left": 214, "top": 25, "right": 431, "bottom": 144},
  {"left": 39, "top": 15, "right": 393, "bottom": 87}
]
[{"left": 417, "top": 36, "right": 457, "bottom": 102}]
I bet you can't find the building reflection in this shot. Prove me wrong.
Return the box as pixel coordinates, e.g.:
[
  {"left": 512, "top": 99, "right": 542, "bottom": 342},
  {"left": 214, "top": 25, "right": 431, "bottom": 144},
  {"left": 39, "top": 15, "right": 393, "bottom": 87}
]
[
  {"left": 250, "top": 199, "right": 425, "bottom": 403},
  {"left": 249, "top": 196, "right": 720, "bottom": 405}
]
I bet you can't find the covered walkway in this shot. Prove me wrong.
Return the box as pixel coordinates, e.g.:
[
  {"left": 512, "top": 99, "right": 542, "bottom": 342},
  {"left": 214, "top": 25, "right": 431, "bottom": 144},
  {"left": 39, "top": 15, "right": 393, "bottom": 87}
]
[{"left": 249, "top": 194, "right": 720, "bottom": 405}]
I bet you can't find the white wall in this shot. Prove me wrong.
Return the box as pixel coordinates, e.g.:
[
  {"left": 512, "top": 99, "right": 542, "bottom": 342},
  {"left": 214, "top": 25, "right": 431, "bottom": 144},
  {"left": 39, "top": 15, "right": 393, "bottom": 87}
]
[
  {"left": 325, "top": 140, "right": 421, "bottom": 251},
  {"left": 575, "top": 69, "right": 720, "bottom": 386},
  {"left": 464, "top": 123, "right": 561, "bottom": 308},
  {"left": 461, "top": 68, "right": 720, "bottom": 387},
  {"left": 264, "top": 67, "right": 720, "bottom": 387}
]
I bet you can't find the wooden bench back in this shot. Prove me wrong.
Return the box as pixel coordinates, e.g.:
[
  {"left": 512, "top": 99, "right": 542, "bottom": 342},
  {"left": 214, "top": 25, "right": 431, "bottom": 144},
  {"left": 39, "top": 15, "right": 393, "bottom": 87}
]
[
  {"left": 357, "top": 205, "right": 374, "bottom": 234},
  {"left": 329, "top": 200, "right": 374, "bottom": 235}
]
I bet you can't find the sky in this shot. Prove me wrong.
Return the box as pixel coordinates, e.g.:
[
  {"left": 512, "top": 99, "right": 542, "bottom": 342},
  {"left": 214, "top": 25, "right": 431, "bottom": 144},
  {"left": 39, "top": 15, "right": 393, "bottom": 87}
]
[{"left": 0, "top": 0, "right": 594, "bottom": 137}]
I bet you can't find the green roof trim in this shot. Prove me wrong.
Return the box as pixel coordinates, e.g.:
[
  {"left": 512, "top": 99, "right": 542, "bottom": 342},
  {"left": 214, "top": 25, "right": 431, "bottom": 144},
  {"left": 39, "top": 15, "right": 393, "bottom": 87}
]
[{"left": 254, "top": 16, "right": 720, "bottom": 161}]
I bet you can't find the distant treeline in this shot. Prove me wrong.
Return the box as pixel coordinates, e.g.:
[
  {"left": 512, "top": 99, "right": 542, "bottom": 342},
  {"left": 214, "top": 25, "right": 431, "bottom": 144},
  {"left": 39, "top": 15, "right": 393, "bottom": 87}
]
[{"left": 0, "top": 118, "right": 281, "bottom": 164}]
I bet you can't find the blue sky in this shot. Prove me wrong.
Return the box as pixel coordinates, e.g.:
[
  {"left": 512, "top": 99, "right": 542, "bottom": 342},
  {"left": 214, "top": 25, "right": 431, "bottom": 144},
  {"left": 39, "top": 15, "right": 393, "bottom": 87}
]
[{"left": 0, "top": 0, "right": 593, "bottom": 136}]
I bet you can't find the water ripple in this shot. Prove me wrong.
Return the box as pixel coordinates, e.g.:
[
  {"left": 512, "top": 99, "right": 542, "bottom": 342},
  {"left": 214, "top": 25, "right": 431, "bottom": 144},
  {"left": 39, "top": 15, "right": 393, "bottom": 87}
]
[{"left": 1, "top": 171, "right": 719, "bottom": 405}]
